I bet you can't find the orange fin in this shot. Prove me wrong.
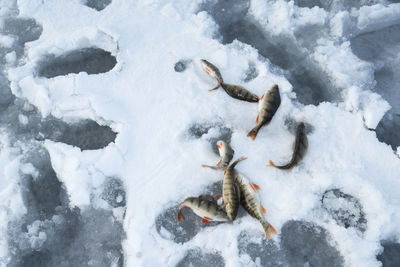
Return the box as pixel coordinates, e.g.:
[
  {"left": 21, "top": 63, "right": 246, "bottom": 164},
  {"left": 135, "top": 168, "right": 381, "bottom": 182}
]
[
  {"left": 250, "top": 183, "right": 257, "bottom": 193},
  {"left": 246, "top": 130, "right": 256, "bottom": 141},
  {"left": 261, "top": 205, "right": 267, "bottom": 215},
  {"left": 251, "top": 183, "right": 261, "bottom": 190},
  {"left": 201, "top": 216, "right": 212, "bottom": 223},
  {"left": 215, "top": 195, "right": 222, "bottom": 200},
  {"left": 256, "top": 115, "right": 259, "bottom": 124},
  {"left": 216, "top": 159, "right": 222, "bottom": 167},
  {"left": 177, "top": 210, "right": 185, "bottom": 222},
  {"left": 268, "top": 160, "right": 276, "bottom": 167},
  {"left": 270, "top": 224, "right": 278, "bottom": 234}
]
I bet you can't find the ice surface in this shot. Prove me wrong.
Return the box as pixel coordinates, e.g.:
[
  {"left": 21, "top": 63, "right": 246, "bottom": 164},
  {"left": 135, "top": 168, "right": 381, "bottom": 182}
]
[
  {"left": 351, "top": 24, "right": 400, "bottom": 149},
  {"left": 9, "top": 207, "right": 124, "bottom": 267},
  {"left": 101, "top": 177, "right": 126, "bottom": 208},
  {"left": 237, "top": 231, "right": 288, "bottom": 266},
  {"left": 37, "top": 48, "right": 117, "bottom": 78},
  {"left": 174, "top": 59, "right": 191, "bottom": 73},
  {"left": 155, "top": 182, "right": 225, "bottom": 244},
  {"left": 187, "top": 121, "right": 232, "bottom": 154},
  {"left": 176, "top": 248, "right": 224, "bottom": 267},
  {"left": 281, "top": 220, "right": 344, "bottom": 267},
  {"left": 39, "top": 117, "right": 117, "bottom": 150},
  {"left": 321, "top": 189, "right": 367, "bottom": 232},
  {"left": 377, "top": 242, "right": 400, "bottom": 267},
  {"left": 84, "top": 0, "right": 112, "bottom": 11},
  {"left": 1, "top": 0, "right": 400, "bottom": 266},
  {"left": 198, "top": 0, "right": 340, "bottom": 105}
]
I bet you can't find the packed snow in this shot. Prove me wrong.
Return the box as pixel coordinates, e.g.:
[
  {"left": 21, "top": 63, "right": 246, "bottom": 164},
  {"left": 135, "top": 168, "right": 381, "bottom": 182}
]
[{"left": 0, "top": 0, "right": 400, "bottom": 266}]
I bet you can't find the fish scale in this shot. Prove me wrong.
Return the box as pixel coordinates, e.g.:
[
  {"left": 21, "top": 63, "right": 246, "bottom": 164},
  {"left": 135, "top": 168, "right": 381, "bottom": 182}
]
[
  {"left": 222, "top": 157, "right": 246, "bottom": 220},
  {"left": 247, "top": 84, "right": 281, "bottom": 140},
  {"left": 235, "top": 172, "right": 277, "bottom": 239}
]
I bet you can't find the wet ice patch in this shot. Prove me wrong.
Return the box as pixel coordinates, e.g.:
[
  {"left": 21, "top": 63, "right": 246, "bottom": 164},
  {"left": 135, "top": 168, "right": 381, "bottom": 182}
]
[
  {"left": 187, "top": 121, "right": 232, "bottom": 154},
  {"left": 243, "top": 62, "right": 258, "bottom": 82},
  {"left": 280, "top": 220, "right": 344, "bottom": 267},
  {"left": 377, "top": 241, "right": 400, "bottom": 267},
  {"left": 174, "top": 59, "right": 191, "bottom": 73},
  {"left": 351, "top": 24, "right": 400, "bottom": 149},
  {"left": 176, "top": 248, "right": 224, "bottom": 267},
  {"left": 8, "top": 207, "right": 124, "bottom": 267},
  {"left": 83, "top": 0, "right": 112, "bottom": 11},
  {"left": 101, "top": 177, "right": 126, "bottom": 208},
  {"left": 237, "top": 231, "right": 288, "bottom": 266},
  {"left": 39, "top": 117, "right": 117, "bottom": 150},
  {"left": 36, "top": 48, "right": 117, "bottom": 78},
  {"left": 321, "top": 189, "right": 367, "bottom": 232}
]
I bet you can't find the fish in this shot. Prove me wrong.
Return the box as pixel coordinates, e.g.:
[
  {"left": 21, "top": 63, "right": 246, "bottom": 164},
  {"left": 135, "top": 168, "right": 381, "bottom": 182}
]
[
  {"left": 200, "top": 60, "right": 259, "bottom": 102},
  {"left": 222, "top": 156, "right": 247, "bottom": 220},
  {"left": 247, "top": 84, "right": 281, "bottom": 140},
  {"left": 220, "top": 83, "right": 259, "bottom": 103},
  {"left": 177, "top": 195, "right": 229, "bottom": 223},
  {"left": 202, "top": 140, "right": 234, "bottom": 170},
  {"left": 200, "top": 59, "right": 224, "bottom": 91},
  {"left": 269, "top": 122, "right": 308, "bottom": 170},
  {"left": 235, "top": 173, "right": 277, "bottom": 239}
]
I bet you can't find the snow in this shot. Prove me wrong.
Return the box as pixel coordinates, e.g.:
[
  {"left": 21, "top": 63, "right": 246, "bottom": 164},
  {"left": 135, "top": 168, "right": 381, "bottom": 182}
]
[{"left": 0, "top": 0, "right": 399, "bottom": 266}]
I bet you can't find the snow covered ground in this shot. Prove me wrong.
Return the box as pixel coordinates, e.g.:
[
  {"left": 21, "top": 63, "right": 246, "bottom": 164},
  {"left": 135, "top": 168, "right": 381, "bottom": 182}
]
[{"left": 0, "top": 0, "right": 399, "bottom": 266}]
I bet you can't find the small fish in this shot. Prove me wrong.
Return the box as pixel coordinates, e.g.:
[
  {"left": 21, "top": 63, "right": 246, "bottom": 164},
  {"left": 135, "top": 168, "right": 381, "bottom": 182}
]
[
  {"left": 269, "top": 122, "right": 308, "bottom": 170},
  {"left": 222, "top": 156, "right": 247, "bottom": 220},
  {"left": 235, "top": 173, "right": 277, "bottom": 239},
  {"left": 202, "top": 140, "right": 234, "bottom": 170},
  {"left": 247, "top": 84, "right": 281, "bottom": 140},
  {"left": 200, "top": 59, "right": 224, "bottom": 91},
  {"left": 220, "top": 83, "right": 259, "bottom": 103},
  {"left": 177, "top": 195, "right": 229, "bottom": 223}
]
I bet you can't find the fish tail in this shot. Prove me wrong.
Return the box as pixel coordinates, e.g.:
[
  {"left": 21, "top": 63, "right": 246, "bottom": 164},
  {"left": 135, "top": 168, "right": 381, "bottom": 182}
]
[
  {"left": 208, "top": 83, "right": 221, "bottom": 92},
  {"left": 229, "top": 156, "right": 247, "bottom": 169},
  {"left": 201, "top": 164, "right": 219, "bottom": 170},
  {"left": 247, "top": 125, "right": 261, "bottom": 140},
  {"left": 262, "top": 221, "right": 278, "bottom": 239},
  {"left": 268, "top": 160, "right": 295, "bottom": 170},
  {"left": 177, "top": 209, "right": 185, "bottom": 222}
]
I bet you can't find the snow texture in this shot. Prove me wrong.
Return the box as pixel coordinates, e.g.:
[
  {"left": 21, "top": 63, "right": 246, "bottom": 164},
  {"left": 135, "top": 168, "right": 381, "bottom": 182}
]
[{"left": 0, "top": 0, "right": 399, "bottom": 266}]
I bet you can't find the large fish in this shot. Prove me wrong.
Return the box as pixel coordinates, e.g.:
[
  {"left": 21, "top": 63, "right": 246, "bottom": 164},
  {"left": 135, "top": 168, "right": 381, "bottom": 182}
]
[
  {"left": 235, "top": 173, "right": 277, "bottom": 239},
  {"left": 247, "top": 84, "right": 281, "bottom": 140},
  {"left": 200, "top": 59, "right": 224, "bottom": 91},
  {"left": 177, "top": 195, "right": 229, "bottom": 223},
  {"left": 269, "top": 122, "right": 308, "bottom": 170},
  {"left": 202, "top": 140, "right": 234, "bottom": 170},
  {"left": 220, "top": 83, "right": 259, "bottom": 103},
  {"left": 222, "top": 156, "right": 246, "bottom": 220}
]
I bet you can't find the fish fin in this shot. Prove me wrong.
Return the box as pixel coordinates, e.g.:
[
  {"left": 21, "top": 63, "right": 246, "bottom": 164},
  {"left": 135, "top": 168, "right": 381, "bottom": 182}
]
[
  {"left": 247, "top": 126, "right": 260, "bottom": 140},
  {"left": 215, "top": 195, "right": 222, "bottom": 200},
  {"left": 260, "top": 94, "right": 265, "bottom": 101},
  {"left": 208, "top": 81, "right": 221, "bottom": 92},
  {"left": 201, "top": 217, "right": 212, "bottom": 223},
  {"left": 268, "top": 160, "right": 276, "bottom": 167},
  {"left": 256, "top": 115, "right": 259, "bottom": 124},
  {"left": 263, "top": 222, "right": 278, "bottom": 239},
  {"left": 250, "top": 183, "right": 257, "bottom": 193},
  {"left": 202, "top": 164, "right": 219, "bottom": 170},
  {"left": 216, "top": 159, "right": 222, "bottom": 167},
  {"left": 251, "top": 183, "right": 261, "bottom": 190},
  {"left": 261, "top": 205, "right": 267, "bottom": 215},
  {"left": 177, "top": 210, "right": 185, "bottom": 222}
]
